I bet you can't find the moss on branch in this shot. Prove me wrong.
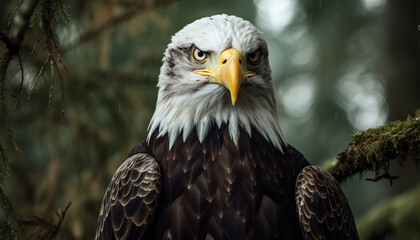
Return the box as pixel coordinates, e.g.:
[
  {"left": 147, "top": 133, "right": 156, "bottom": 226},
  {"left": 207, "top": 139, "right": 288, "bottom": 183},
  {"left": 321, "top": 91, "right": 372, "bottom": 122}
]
[{"left": 326, "top": 115, "right": 420, "bottom": 182}]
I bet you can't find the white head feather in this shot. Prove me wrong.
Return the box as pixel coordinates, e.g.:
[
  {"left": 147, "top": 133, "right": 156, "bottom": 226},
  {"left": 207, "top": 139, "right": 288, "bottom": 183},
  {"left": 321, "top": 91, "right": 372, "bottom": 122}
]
[{"left": 147, "top": 14, "right": 285, "bottom": 151}]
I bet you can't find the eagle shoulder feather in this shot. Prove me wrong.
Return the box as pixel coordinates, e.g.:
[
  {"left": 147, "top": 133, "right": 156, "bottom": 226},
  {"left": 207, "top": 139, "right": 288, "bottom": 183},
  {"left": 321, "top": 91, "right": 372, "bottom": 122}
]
[
  {"left": 95, "top": 145, "right": 161, "bottom": 240},
  {"left": 295, "top": 166, "right": 359, "bottom": 240}
]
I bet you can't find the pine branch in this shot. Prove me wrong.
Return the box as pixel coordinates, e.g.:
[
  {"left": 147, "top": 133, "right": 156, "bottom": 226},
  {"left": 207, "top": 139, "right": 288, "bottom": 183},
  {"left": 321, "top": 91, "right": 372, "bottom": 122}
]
[
  {"left": 325, "top": 115, "right": 420, "bottom": 183},
  {"left": 1, "top": 1, "right": 69, "bottom": 239},
  {"left": 12, "top": 53, "right": 25, "bottom": 112},
  {"left": 27, "top": 0, "right": 71, "bottom": 119},
  {"left": 19, "top": 202, "right": 71, "bottom": 240},
  {"left": 1, "top": 6, "right": 41, "bottom": 236},
  {"left": 0, "top": 187, "right": 19, "bottom": 240},
  {"left": 1, "top": 0, "right": 40, "bottom": 153},
  {"left": 0, "top": 141, "right": 10, "bottom": 185}
]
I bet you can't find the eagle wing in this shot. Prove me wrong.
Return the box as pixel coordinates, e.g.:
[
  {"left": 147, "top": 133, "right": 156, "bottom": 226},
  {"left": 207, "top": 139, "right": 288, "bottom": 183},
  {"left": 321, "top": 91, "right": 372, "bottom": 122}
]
[
  {"left": 95, "top": 152, "right": 161, "bottom": 240},
  {"left": 295, "top": 166, "right": 359, "bottom": 240}
]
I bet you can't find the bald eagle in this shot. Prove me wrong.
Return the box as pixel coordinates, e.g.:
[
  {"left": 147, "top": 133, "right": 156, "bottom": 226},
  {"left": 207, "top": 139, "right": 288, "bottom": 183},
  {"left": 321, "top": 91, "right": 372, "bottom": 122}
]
[{"left": 95, "top": 14, "right": 359, "bottom": 240}]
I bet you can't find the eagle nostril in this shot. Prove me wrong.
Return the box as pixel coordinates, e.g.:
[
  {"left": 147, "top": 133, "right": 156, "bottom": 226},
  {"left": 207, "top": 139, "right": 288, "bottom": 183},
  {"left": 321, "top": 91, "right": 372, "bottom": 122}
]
[{"left": 222, "top": 59, "right": 227, "bottom": 64}]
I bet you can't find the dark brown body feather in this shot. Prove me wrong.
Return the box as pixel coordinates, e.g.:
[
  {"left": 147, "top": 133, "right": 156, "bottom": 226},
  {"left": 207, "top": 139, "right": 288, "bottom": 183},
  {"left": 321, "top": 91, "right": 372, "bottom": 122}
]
[
  {"left": 144, "top": 124, "right": 309, "bottom": 240},
  {"left": 96, "top": 124, "right": 359, "bottom": 239}
]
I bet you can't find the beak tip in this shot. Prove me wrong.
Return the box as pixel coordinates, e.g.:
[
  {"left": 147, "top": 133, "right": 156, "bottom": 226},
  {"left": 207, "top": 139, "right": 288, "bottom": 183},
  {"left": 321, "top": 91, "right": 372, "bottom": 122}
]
[{"left": 230, "top": 94, "right": 237, "bottom": 106}]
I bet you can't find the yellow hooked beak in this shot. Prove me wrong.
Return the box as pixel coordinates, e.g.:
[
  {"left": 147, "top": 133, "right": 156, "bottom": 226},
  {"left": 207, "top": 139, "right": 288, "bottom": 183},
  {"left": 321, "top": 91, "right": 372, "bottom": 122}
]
[{"left": 194, "top": 48, "right": 256, "bottom": 105}]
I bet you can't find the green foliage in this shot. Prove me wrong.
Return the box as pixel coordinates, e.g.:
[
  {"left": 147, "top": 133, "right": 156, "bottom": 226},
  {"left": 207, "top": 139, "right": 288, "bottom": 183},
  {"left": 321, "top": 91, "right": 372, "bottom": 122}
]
[{"left": 358, "top": 184, "right": 420, "bottom": 240}]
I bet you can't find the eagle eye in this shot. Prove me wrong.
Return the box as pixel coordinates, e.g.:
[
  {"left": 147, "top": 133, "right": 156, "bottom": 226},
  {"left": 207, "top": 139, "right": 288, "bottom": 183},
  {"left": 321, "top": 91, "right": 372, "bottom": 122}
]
[
  {"left": 247, "top": 51, "right": 260, "bottom": 63},
  {"left": 192, "top": 46, "right": 208, "bottom": 62}
]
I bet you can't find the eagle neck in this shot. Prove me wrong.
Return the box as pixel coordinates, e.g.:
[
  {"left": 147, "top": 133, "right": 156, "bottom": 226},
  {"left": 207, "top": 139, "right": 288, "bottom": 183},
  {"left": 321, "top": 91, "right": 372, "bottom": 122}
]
[{"left": 147, "top": 107, "right": 286, "bottom": 153}]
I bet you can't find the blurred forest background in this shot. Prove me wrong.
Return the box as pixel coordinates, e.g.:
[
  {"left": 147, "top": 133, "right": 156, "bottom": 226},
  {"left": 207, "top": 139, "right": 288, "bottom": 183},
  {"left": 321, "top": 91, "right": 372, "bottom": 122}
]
[{"left": 1, "top": 0, "right": 419, "bottom": 239}]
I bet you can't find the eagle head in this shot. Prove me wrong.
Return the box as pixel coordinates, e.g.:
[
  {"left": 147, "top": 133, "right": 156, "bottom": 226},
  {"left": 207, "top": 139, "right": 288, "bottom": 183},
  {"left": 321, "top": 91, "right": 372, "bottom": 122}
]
[{"left": 148, "top": 14, "right": 285, "bottom": 150}]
